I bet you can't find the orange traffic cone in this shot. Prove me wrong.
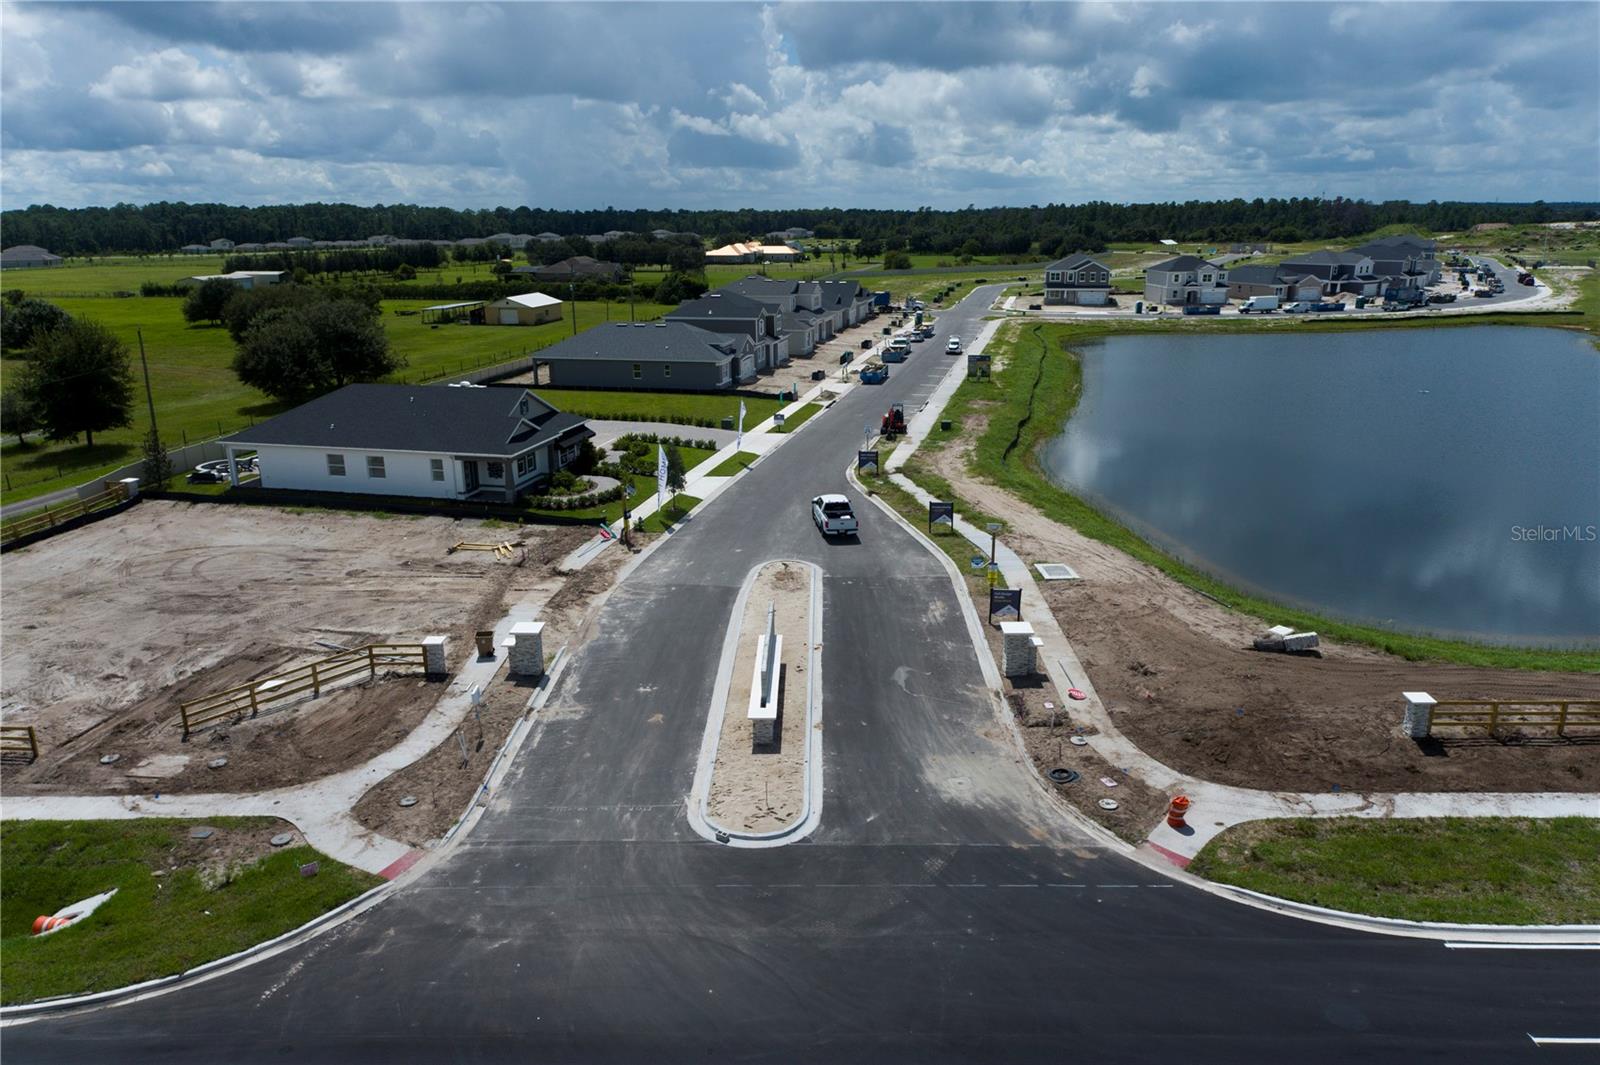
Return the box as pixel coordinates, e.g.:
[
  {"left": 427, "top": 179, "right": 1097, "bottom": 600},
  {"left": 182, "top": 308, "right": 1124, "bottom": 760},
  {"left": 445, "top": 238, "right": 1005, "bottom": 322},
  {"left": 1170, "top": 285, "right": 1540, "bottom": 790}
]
[
  {"left": 32, "top": 915, "right": 70, "bottom": 935},
  {"left": 1166, "top": 795, "right": 1190, "bottom": 829}
]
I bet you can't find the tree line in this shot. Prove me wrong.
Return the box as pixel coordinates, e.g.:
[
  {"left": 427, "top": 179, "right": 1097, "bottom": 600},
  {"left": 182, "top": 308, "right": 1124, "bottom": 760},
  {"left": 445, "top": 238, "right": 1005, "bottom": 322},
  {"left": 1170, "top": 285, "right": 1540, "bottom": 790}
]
[{"left": 5, "top": 197, "right": 1595, "bottom": 257}]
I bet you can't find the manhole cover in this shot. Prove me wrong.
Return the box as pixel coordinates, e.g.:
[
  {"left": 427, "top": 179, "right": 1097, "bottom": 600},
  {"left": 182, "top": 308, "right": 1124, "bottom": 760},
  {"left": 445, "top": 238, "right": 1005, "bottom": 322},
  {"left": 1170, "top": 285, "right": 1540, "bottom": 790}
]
[
  {"left": 99, "top": 754, "right": 120, "bottom": 765},
  {"left": 398, "top": 796, "right": 418, "bottom": 808},
  {"left": 1034, "top": 563, "right": 1081, "bottom": 581},
  {"left": 270, "top": 833, "right": 294, "bottom": 847},
  {"left": 1067, "top": 688, "right": 1087, "bottom": 701},
  {"left": 189, "top": 827, "right": 214, "bottom": 840},
  {"left": 1070, "top": 736, "right": 1089, "bottom": 746},
  {"left": 1047, "top": 768, "right": 1080, "bottom": 784},
  {"left": 208, "top": 757, "right": 228, "bottom": 770},
  {"left": 1098, "top": 799, "right": 1120, "bottom": 811}
]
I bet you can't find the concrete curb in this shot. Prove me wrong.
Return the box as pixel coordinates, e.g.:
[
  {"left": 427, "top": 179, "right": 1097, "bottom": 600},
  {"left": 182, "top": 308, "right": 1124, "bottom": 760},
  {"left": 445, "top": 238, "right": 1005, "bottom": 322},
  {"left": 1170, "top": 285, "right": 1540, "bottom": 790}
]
[{"left": 686, "top": 559, "right": 823, "bottom": 848}]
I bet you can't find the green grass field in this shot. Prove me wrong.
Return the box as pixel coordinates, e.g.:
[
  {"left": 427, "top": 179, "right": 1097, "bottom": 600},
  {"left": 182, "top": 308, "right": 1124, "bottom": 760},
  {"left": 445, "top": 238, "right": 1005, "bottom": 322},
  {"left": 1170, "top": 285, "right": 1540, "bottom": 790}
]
[
  {"left": 0, "top": 294, "right": 670, "bottom": 505},
  {"left": 0, "top": 818, "right": 381, "bottom": 1004},
  {"left": 638, "top": 493, "right": 700, "bottom": 533},
  {"left": 0, "top": 254, "right": 232, "bottom": 296},
  {"left": 771, "top": 402, "right": 821, "bottom": 433},
  {"left": 1190, "top": 817, "right": 1600, "bottom": 925},
  {"left": 707, "top": 451, "right": 758, "bottom": 476}
]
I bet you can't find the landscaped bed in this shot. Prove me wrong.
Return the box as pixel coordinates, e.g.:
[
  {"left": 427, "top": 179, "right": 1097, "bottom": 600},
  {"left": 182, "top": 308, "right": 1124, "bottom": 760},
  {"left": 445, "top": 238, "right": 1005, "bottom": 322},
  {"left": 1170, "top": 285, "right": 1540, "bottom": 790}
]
[
  {"left": 0, "top": 817, "right": 381, "bottom": 1004},
  {"left": 707, "top": 452, "right": 758, "bottom": 477},
  {"left": 1189, "top": 816, "right": 1600, "bottom": 925},
  {"left": 770, "top": 402, "right": 821, "bottom": 433}
]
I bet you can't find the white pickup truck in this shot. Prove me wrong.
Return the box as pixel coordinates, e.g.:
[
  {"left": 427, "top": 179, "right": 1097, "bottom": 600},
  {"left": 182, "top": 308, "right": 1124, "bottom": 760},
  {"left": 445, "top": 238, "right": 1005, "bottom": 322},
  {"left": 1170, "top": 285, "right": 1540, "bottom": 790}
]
[{"left": 811, "top": 494, "right": 858, "bottom": 537}]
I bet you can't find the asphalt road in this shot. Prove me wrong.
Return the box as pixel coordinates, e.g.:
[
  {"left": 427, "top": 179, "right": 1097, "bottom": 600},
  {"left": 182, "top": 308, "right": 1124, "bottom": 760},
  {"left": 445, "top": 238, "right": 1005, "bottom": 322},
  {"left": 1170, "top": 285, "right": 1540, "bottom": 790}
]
[{"left": 5, "top": 288, "right": 1594, "bottom": 1063}]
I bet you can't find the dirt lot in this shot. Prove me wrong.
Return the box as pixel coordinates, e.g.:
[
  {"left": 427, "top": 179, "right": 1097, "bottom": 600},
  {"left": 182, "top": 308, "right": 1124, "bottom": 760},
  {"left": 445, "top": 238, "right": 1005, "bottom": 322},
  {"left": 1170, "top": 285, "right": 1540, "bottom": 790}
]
[
  {"left": 0, "top": 501, "right": 589, "bottom": 796},
  {"left": 353, "top": 540, "right": 635, "bottom": 845},
  {"left": 922, "top": 412, "right": 1600, "bottom": 796}
]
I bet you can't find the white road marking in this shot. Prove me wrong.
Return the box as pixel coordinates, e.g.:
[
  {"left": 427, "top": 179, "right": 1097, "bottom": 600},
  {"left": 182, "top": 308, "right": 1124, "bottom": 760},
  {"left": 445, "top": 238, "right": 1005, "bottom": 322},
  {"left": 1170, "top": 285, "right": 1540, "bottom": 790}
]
[
  {"left": 1446, "top": 942, "right": 1600, "bottom": 951},
  {"left": 1528, "top": 1035, "right": 1600, "bottom": 1046}
]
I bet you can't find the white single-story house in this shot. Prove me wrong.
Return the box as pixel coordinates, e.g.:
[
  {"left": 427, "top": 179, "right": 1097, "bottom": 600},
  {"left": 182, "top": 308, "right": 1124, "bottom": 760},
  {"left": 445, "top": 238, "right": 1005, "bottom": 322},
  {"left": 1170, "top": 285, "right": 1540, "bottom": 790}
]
[
  {"left": 485, "top": 291, "right": 563, "bottom": 326},
  {"left": 0, "top": 245, "right": 63, "bottom": 268},
  {"left": 756, "top": 244, "right": 803, "bottom": 262},
  {"left": 220, "top": 384, "right": 592, "bottom": 503},
  {"left": 178, "top": 270, "right": 285, "bottom": 290}
]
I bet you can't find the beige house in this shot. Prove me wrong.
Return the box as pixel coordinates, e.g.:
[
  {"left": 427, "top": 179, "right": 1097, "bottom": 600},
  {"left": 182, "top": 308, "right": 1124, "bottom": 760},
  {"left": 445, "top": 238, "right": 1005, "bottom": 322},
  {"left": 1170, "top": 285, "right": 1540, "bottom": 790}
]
[
  {"left": 705, "top": 242, "right": 760, "bottom": 264},
  {"left": 486, "top": 291, "right": 563, "bottom": 326}
]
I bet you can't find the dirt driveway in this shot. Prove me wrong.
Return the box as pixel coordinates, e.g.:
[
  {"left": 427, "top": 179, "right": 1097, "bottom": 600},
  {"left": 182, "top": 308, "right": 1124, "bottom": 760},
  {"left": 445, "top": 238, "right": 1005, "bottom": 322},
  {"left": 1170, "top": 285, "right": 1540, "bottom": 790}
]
[{"left": 0, "top": 501, "right": 588, "bottom": 795}]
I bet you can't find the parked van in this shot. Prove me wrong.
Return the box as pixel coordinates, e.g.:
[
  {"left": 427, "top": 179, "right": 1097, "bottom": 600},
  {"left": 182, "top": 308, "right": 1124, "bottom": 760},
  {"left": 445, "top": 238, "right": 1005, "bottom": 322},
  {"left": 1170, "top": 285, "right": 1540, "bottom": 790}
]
[
  {"left": 1238, "top": 295, "right": 1279, "bottom": 314},
  {"left": 1282, "top": 301, "right": 1313, "bottom": 314}
]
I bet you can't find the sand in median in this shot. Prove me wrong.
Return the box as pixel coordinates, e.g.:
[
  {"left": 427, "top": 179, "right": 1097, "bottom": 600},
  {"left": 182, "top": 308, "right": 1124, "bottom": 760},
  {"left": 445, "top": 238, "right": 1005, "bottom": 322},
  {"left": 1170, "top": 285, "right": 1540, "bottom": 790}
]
[{"left": 706, "top": 561, "right": 812, "bottom": 835}]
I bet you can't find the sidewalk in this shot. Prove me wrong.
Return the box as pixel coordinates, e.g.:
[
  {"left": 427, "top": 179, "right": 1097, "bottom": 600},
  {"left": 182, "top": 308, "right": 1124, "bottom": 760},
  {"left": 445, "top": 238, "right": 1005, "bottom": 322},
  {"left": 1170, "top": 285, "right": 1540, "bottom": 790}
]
[
  {"left": 561, "top": 376, "right": 855, "bottom": 571},
  {"left": 885, "top": 307, "right": 1599, "bottom": 870}
]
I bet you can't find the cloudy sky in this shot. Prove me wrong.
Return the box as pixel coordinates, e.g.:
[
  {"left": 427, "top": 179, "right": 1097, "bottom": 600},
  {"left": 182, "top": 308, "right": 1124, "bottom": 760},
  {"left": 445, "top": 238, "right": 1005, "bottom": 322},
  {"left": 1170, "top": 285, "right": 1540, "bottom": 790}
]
[{"left": 2, "top": 1, "right": 1597, "bottom": 210}]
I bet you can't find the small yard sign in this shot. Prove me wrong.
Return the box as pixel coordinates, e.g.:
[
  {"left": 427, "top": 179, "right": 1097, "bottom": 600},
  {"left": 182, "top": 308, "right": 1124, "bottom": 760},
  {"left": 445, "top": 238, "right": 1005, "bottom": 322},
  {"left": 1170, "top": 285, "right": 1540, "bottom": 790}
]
[
  {"left": 928, "top": 500, "right": 954, "bottom": 531},
  {"left": 857, "top": 449, "right": 879, "bottom": 473},
  {"left": 989, "top": 587, "right": 1022, "bottom": 621}
]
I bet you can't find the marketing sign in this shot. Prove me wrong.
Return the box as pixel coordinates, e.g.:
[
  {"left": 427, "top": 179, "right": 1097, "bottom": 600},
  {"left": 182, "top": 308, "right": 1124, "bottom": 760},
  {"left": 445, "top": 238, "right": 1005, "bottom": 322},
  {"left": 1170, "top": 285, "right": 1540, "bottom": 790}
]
[
  {"left": 989, "top": 587, "right": 1022, "bottom": 621},
  {"left": 857, "top": 449, "right": 879, "bottom": 473},
  {"left": 928, "top": 500, "right": 954, "bottom": 531}
]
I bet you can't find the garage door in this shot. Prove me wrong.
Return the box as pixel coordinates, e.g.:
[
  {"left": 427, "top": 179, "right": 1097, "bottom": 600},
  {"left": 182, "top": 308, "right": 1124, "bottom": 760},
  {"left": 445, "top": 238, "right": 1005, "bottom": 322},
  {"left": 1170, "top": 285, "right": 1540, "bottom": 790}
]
[{"left": 500, "top": 309, "right": 520, "bottom": 325}]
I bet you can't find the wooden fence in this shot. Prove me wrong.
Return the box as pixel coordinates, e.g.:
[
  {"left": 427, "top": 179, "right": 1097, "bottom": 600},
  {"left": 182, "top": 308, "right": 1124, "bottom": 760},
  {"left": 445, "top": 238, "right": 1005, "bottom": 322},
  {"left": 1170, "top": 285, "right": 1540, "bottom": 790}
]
[
  {"left": 0, "top": 724, "right": 40, "bottom": 761},
  {"left": 1430, "top": 700, "right": 1600, "bottom": 738},
  {"left": 1, "top": 483, "right": 130, "bottom": 545},
  {"left": 178, "top": 643, "right": 429, "bottom": 740}
]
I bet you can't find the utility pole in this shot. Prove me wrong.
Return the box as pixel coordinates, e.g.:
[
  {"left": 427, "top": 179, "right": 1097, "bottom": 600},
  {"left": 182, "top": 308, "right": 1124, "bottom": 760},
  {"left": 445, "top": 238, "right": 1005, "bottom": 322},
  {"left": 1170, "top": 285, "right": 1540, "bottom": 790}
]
[
  {"left": 569, "top": 284, "right": 577, "bottom": 335},
  {"left": 137, "top": 329, "right": 158, "bottom": 432},
  {"left": 630, "top": 283, "right": 636, "bottom": 322}
]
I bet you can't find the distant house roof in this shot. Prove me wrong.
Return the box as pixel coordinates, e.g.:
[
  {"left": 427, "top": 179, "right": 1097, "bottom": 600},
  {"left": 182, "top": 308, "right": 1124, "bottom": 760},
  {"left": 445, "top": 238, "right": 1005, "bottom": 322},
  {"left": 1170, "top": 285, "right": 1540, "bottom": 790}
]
[
  {"left": 520, "top": 256, "right": 624, "bottom": 280},
  {"left": 1225, "top": 265, "right": 1287, "bottom": 285},
  {"left": 706, "top": 242, "right": 759, "bottom": 258},
  {"left": 537, "top": 321, "right": 746, "bottom": 364},
  {"left": 501, "top": 292, "right": 562, "bottom": 310},
  {"left": 1148, "top": 255, "right": 1218, "bottom": 273},
  {"left": 1282, "top": 250, "right": 1371, "bottom": 266},
  {"left": 718, "top": 276, "right": 799, "bottom": 301},
  {"left": 0, "top": 245, "right": 62, "bottom": 265},
  {"left": 669, "top": 292, "right": 776, "bottom": 321},
  {"left": 1045, "top": 254, "right": 1108, "bottom": 275},
  {"left": 223, "top": 384, "right": 588, "bottom": 458},
  {"left": 1355, "top": 234, "right": 1436, "bottom": 252}
]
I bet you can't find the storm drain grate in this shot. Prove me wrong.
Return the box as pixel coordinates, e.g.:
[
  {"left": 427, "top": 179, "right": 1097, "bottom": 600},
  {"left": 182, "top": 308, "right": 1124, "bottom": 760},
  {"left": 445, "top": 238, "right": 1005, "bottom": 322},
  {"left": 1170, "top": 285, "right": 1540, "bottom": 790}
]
[{"left": 1034, "top": 563, "right": 1081, "bottom": 581}]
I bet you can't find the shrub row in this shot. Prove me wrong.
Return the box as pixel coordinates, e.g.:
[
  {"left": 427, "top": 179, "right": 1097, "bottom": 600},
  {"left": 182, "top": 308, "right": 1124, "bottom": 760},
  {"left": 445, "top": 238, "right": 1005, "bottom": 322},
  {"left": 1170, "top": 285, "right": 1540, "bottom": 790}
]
[
  {"left": 561, "top": 410, "right": 726, "bottom": 429},
  {"left": 526, "top": 483, "right": 631, "bottom": 511}
]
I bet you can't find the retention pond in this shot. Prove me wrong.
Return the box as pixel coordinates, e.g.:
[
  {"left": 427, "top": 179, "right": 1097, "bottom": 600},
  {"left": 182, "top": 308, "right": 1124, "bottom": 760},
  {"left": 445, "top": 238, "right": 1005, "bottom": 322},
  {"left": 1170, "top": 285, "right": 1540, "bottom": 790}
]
[{"left": 1038, "top": 326, "right": 1600, "bottom": 647}]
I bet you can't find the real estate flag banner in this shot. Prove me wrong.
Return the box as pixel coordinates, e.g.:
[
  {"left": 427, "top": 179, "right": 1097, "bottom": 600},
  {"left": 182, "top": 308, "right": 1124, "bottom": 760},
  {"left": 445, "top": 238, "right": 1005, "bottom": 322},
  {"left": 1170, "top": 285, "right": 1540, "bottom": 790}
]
[
  {"left": 656, "top": 444, "right": 668, "bottom": 507},
  {"left": 736, "top": 400, "right": 746, "bottom": 450}
]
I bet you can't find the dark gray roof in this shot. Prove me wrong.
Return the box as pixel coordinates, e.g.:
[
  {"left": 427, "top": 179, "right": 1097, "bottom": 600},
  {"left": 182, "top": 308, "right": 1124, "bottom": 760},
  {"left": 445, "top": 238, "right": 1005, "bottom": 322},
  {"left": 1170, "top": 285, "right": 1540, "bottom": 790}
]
[
  {"left": 667, "top": 292, "right": 775, "bottom": 321},
  {"left": 1355, "top": 234, "right": 1436, "bottom": 252},
  {"left": 537, "top": 321, "right": 744, "bottom": 364},
  {"left": 1045, "top": 253, "right": 1108, "bottom": 273},
  {"left": 1148, "top": 255, "right": 1218, "bottom": 273},
  {"left": 1282, "top": 250, "right": 1372, "bottom": 266},
  {"left": 223, "top": 384, "right": 586, "bottom": 458},
  {"left": 1225, "top": 265, "right": 1286, "bottom": 285},
  {"left": 718, "top": 276, "right": 800, "bottom": 302}
]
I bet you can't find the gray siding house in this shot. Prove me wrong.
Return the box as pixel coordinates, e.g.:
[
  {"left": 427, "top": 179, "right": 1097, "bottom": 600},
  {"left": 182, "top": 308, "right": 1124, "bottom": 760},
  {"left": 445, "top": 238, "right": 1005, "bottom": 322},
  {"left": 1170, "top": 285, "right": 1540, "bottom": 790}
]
[
  {"left": 1353, "top": 234, "right": 1441, "bottom": 287},
  {"left": 538, "top": 321, "right": 755, "bottom": 391},
  {"left": 666, "top": 292, "right": 788, "bottom": 370},
  {"left": 1144, "top": 255, "right": 1229, "bottom": 305},
  {"left": 1043, "top": 254, "right": 1113, "bottom": 305},
  {"left": 1277, "top": 251, "right": 1380, "bottom": 295},
  {"left": 1223, "top": 265, "right": 1289, "bottom": 301},
  {"left": 1, "top": 245, "right": 63, "bottom": 268}
]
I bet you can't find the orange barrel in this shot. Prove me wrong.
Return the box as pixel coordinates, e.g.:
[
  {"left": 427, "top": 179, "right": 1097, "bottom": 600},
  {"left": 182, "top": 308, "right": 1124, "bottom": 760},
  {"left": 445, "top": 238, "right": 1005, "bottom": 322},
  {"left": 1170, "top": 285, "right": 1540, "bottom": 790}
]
[
  {"left": 1166, "top": 795, "right": 1190, "bottom": 829},
  {"left": 32, "top": 915, "right": 70, "bottom": 935}
]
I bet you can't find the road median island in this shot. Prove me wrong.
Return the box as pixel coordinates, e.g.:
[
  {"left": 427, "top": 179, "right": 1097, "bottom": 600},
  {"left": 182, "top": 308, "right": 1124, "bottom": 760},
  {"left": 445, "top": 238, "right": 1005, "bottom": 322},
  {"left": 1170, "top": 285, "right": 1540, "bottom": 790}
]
[{"left": 704, "top": 561, "right": 814, "bottom": 837}]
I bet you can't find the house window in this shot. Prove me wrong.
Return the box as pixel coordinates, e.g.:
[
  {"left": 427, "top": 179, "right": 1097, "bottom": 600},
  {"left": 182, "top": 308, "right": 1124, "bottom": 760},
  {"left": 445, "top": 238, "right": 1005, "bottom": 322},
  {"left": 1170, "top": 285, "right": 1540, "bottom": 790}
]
[
  {"left": 486, "top": 461, "right": 504, "bottom": 480},
  {"left": 515, "top": 455, "right": 531, "bottom": 477},
  {"left": 430, "top": 458, "right": 445, "bottom": 482},
  {"left": 326, "top": 454, "right": 346, "bottom": 477},
  {"left": 632, "top": 363, "right": 641, "bottom": 380},
  {"left": 663, "top": 364, "right": 672, "bottom": 379},
  {"left": 366, "top": 456, "right": 386, "bottom": 478}
]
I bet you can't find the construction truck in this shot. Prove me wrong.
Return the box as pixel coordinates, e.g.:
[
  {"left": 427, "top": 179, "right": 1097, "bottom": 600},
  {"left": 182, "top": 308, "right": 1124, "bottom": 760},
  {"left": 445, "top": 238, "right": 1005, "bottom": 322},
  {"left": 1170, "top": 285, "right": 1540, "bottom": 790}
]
[{"left": 880, "top": 402, "right": 907, "bottom": 438}]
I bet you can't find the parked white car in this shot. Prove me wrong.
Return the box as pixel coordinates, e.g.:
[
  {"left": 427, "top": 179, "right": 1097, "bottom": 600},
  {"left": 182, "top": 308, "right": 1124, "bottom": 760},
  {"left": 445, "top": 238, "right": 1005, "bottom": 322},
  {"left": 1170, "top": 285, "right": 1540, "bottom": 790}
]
[
  {"left": 811, "top": 494, "right": 858, "bottom": 537},
  {"left": 946, "top": 336, "right": 962, "bottom": 353}
]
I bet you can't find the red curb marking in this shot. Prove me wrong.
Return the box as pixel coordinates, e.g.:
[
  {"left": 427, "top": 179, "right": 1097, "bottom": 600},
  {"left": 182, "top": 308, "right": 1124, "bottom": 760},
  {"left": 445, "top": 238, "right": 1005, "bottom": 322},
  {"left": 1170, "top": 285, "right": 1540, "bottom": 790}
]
[
  {"left": 378, "top": 849, "right": 426, "bottom": 881},
  {"left": 1142, "top": 841, "right": 1192, "bottom": 869}
]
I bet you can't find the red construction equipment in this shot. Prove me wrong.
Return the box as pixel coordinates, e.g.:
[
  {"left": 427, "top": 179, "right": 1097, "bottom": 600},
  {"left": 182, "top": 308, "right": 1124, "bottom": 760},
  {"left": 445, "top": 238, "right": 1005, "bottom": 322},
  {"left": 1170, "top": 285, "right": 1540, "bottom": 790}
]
[
  {"left": 880, "top": 402, "right": 907, "bottom": 438},
  {"left": 1166, "top": 795, "right": 1190, "bottom": 829}
]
